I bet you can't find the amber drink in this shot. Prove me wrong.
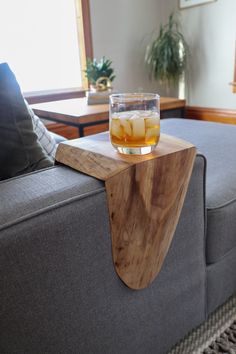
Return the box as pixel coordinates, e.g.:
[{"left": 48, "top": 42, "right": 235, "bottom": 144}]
[{"left": 109, "top": 93, "right": 160, "bottom": 155}]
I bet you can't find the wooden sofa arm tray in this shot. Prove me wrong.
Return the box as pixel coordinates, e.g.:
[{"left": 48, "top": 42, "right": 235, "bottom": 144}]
[{"left": 56, "top": 132, "right": 196, "bottom": 290}]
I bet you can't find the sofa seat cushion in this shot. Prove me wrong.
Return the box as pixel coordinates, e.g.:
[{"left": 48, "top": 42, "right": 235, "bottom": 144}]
[{"left": 161, "top": 118, "right": 236, "bottom": 264}]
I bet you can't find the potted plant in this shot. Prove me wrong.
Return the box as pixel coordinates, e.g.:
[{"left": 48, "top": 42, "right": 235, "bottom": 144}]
[
  {"left": 145, "top": 13, "right": 189, "bottom": 93},
  {"left": 84, "top": 57, "right": 115, "bottom": 92}
]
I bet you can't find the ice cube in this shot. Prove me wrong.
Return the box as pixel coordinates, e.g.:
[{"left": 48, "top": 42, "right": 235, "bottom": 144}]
[
  {"left": 130, "top": 114, "right": 140, "bottom": 120},
  {"left": 145, "top": 127, "right": 160, "bottom": 140},
  {"left": 111, "top": 119, "right": 123, "bottom": 139},
  {"left": 120, "top": 119, "right": 132, "bottom": 136},
  {"left": 131, "top": 118, "right": 145, "bottom": 138},
  {"left": 145, "top": 117, "right": 160, "bottom": 129},
  {"left": 117, "top": 111, "right": 134, "bottom": 120}
]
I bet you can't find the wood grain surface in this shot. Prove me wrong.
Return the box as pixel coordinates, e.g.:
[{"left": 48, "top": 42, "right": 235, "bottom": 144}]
[
  {"left": 186, "top": 106, "right": 236, "bottom": 125},
  {"left": 32, "top": 97, "right": 186, "bottom": 124},
  {"left": 56, "top": 132, "right": 196, "bottom": 289}
]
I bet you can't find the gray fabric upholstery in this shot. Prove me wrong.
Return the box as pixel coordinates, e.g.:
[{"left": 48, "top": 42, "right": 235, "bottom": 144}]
[
  {"left": 0, "top": 155, "right": 206, "bottom": 354},
  {"left": 161, "top": 119, "right": 236, "bottom": 264},
  {"left": 2, "top": 116, "right": 236, "bottom": 352},
  {"left": 0, "top": 166, "right": 104, "bottom": 228},
  {"left": 207, "top": 247, "right": 236, "bottom": 314}
]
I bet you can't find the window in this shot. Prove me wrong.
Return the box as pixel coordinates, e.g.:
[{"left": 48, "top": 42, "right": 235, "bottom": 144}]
[{"left": 0, "top": 0, "right": 92, "bottom": 102}]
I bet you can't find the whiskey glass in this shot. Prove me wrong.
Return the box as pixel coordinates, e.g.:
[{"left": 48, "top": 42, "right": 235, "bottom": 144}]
[{"left": 109, "top": 93, "right": 160, "bottom": 155}]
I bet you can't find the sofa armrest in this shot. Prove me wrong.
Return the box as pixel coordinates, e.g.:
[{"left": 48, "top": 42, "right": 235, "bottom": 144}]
[
  {"left": 0, "top": 165, "right": 105, "bottom": 228},
  {"left": 0, "top": 156, "right": 206, "bottom": 354}
]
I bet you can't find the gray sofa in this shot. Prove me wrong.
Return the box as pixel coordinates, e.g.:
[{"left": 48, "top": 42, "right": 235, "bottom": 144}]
[{"left": 0, "top": 118, "right": 236, "bottom": 354}]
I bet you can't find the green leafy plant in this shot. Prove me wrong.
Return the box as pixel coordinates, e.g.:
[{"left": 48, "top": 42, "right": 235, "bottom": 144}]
[
  {"left": 84, "top": 57, "right": 115, "bottom": 87},
  {"left": 145, "top": 13, "right": 189, "bottom": 87}
]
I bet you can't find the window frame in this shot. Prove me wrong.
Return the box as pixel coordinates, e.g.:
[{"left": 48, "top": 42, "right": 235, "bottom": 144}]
[
  {"left": 233, "top": 42, "right": 236, "bottom": 93},
  {"left": 25, "top": 0, "right": 93, "bottom": 104},
  {"left": 230, "top": 41, "right": 236, "bottom": 94}
]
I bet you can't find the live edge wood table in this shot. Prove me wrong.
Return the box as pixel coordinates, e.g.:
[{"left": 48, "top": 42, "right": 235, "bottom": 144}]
[
  {"left": 56, "top": 132, "right": 196, "bottom": 290},
  {"left": 32, "top": 97, "right": 186, "bottom": 138}
]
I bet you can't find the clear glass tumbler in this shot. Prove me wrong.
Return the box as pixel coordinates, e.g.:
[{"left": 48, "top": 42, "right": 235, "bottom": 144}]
[{"left": 109, "top": 93, "right": 160, "bottom": 155}]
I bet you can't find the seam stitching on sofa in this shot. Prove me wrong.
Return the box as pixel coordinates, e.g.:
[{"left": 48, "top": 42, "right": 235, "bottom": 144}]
[
  {"left": 206, "top": 244, "right": 236, "bottom": 266},
  {"left": 0, "top": 165, "right": 57, "bottom": 184},
  {"left": 0, "top": 187, "right": 106, "bottom": 232},
  {"left": 207, "top": 197, "right": 236, "bottom": 212}
]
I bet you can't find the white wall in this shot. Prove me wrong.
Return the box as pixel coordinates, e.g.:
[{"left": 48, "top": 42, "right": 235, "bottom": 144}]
[
  {"left": 90, "top": 0, "right": 236, "bottom": 109},
  {"left": 89, "top": 0, "right": 178, "bottom": 96},
  {"left": 181, "top": 0, "right": 236, "bottom": 109}
]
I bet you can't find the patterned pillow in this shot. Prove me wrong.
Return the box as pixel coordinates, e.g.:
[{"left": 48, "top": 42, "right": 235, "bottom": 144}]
[{"left": 26, "top": 103, "right": 57, "bottom": 159}]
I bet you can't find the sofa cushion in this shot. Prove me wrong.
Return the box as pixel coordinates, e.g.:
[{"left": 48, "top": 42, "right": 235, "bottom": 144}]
[
  {"left": 0, "top": 63, "right": 53, "bottom": 180},
  {"left": 161, "top": 118, "right": 236, "bottom": 264}
]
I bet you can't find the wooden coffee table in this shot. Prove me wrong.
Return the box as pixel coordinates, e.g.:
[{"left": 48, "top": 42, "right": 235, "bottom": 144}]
[{"left": 31, "top": 97, "right": 186, "bottom": 138}]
